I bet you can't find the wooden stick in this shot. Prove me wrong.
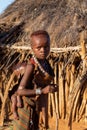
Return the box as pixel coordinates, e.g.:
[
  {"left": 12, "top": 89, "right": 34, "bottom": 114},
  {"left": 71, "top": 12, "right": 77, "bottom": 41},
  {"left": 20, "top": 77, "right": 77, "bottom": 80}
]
[
  {"left": 58, "top": 62, "right": 64, "bottom": 118},
  {"left": 0, "top": 44, "right": 87, "bottom": 53},
  {"left": 72, "top": 88, "right": 80, "bottom": 121},
  {"left": 0, "top": 89, "right": 4, "bottom": 102},
  {"left": 79, "top": 89, "right": 86, "bottom": 120},
  {"left": 48, "top": 93, "right": 51, "bottom": 117},
  {"left": 50, "top": 93, "right": 56, "bottom": 117},
  {"left": 50, "top": 60, "right": 56, "bottom": 117},
  {"left": 0, "top": 72, "right": 15, "bottom": 126},
  {"left": 80, "top": 32, "right": 87, "bottom": 124},
  {"left": 81, "top": 41, "right": 86, "bottom": 71},
  {"left": 54, "top": 63, "right": 59, "bottom": 130},
  {"left": 65, "top": 65, "right": 70, "bottom": 119},
  {"left": 20, "top": 52, "right": 25, "bottom": 62},
  {"left": 54, "top": 63, "right": 59, "bottom": 117},
  {"left": 85, "top": 103, "right": 87, "bottom": 123},
  {"left": 69, "top": 64, "right": 75, "bottom": 93}
]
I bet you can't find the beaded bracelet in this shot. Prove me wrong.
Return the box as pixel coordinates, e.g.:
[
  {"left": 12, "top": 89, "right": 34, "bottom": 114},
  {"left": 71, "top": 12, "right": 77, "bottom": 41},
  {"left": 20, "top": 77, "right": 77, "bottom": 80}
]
[{"left": 35, "top": 88, "right": 42, "bottom": 95}]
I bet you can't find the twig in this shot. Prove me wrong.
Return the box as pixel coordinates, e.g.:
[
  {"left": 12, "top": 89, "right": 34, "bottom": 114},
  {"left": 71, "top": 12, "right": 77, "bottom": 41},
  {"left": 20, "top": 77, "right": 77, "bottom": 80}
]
[{"left": 0, "top": 44, "right": 87, "bottom": 53}]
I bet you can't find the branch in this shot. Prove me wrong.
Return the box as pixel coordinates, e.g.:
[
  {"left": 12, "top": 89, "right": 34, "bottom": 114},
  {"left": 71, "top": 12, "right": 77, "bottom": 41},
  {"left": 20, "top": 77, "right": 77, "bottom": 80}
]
[{"left": 0, "top": 44, "right": 87, "bottom": 53}]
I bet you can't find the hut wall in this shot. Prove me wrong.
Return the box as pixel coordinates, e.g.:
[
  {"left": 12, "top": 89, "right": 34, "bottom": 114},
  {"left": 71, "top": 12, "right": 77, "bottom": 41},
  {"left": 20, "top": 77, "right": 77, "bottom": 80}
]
[{"left": 0, "top": 46, "right": 87, "bottom": 128}]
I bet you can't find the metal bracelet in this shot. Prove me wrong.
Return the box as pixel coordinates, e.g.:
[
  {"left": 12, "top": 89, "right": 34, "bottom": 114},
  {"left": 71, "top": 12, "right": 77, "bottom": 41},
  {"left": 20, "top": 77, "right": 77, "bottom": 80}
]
[
  {"left": 18, "top": 86, "right": 24, "bottom": 90},
  {"left": 35, "top": 88, "right": 42, "bottom": 95}
]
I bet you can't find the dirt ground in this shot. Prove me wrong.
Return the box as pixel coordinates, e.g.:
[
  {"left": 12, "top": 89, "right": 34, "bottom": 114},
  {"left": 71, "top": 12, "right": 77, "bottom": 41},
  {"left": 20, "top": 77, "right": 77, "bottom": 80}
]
[
  {"left": 49, "top": 118, "right": 87, "bottom": 130},
  {"left": 0, "top": 119, "right": 87, "bottom": 130},
  {"left": 58, "top": 119, "right": 87, "bottom": 130}
]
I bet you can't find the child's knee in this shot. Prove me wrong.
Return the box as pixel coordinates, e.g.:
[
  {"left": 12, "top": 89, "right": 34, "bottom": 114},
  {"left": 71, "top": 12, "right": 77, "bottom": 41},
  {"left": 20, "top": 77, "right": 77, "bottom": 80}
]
[{"left": 11, "top": 94, "right": 17, "bottom": 103}]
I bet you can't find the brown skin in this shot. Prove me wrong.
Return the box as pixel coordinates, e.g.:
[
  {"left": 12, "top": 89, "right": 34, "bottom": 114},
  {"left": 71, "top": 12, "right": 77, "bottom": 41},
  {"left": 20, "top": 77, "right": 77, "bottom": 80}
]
[
  {"left": 31, "top": 34, "right": 50, "bottom": 60},
  {"left": 11, "top": 34, "right": 56, "bottom": 128},
  {"left": 16, "top": 34, "right": 55, "bottom": 96}
]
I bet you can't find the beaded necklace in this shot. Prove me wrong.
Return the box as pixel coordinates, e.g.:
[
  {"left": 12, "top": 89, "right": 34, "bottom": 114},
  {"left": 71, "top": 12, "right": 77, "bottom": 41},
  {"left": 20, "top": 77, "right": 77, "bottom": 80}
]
[{"left": 32, "top": 54, "right": 48, "bottom": 75}]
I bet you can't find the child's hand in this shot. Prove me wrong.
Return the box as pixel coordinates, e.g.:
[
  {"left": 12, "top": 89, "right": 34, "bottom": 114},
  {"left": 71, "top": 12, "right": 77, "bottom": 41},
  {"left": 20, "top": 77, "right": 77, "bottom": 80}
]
[
  {"left": 11, "top": 94, "right": 19, "bottom": 120},
  {"left": 51, "top": 84, "right": 58, "bottom": 92},
  {"left": 42, "top": 84, "right": 58, "bottom": 94}
]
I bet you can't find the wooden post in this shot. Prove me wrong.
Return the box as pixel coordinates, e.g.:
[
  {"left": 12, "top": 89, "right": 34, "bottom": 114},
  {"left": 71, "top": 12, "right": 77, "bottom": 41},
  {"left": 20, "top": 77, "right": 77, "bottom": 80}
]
[
  {"left": 0, "top": 89, "right": 4, "bottom": 102},
  {"left": 50, "top": 59, "right": 56, "bottom": 117},
  {"left": 80, "top": 31, "right": 87, "bottom": 70},
  {"left": 65, "top": 65, "right": 70, "bottom": 119},
  {"left": 54, "top": 63, "right": 59, "bottom": 130},
  {"left": 80, "top": 32, "right": 87, "bottom": 124},
  {"left": 69, "top": 64, "right": 75, "bottom": 93},
  {"left": 54, "top": 63, "right": 59, "bottom": 116},
  {"left": 58, "top": 62, "right": 64, "bottom": 118},
  {"left": 79, "top": 91, "right": 86, "bottom": 120}
]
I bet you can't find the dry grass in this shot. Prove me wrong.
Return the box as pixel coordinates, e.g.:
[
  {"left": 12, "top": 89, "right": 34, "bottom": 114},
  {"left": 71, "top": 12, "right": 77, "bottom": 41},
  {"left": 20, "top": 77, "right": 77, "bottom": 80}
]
[{"left": 0, "top": 0, "right": 87, "bottom": 48}]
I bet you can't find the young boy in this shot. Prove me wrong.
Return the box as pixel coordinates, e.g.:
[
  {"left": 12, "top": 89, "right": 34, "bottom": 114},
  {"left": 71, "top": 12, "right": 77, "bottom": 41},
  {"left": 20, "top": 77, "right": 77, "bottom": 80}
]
[{"left": 11, "top": 30, "right": 57, "bottom": 130}]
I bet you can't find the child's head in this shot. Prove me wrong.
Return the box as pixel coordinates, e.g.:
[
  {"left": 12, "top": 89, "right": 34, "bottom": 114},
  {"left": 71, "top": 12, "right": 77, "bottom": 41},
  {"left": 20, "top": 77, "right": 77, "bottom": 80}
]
[{"left": 30, "top": 30, "right": 50, "bottom": 60}]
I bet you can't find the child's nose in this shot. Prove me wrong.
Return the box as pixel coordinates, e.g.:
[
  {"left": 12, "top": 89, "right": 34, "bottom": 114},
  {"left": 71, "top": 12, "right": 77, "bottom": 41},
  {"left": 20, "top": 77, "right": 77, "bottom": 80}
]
[{"left": 41, "top": 47, "right": 45, "bottom": 52}]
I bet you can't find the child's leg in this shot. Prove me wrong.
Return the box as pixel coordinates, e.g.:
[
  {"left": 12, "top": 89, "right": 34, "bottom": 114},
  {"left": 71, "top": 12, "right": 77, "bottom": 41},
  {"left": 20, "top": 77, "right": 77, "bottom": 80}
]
[
  {"left": 11, "top": 94, "right": 19, "bottom": 120},
  {"left": 41, "top": 95, "right": 49, "bottom": 129},
  {"left": 12, "top": 96, "right": 34, "bottom": 130},
  {"left": 17, "top": 96, "right": 23, "bottom": 108},
  {"left": 38, "top": 94, "right": 49, "bottom": 129},
  {"left": 42, "top": 107, "right": 48, "bottom": 129}
]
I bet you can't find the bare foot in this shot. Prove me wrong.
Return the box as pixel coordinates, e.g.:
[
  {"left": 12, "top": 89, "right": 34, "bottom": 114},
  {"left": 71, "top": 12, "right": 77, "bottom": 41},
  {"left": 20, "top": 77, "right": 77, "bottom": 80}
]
[{"left": 11, "top": 95, "right": 19, "bottom": 120}]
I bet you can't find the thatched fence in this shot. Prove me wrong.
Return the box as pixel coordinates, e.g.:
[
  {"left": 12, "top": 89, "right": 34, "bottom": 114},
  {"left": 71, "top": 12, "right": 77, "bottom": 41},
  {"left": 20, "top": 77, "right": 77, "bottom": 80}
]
[{"left": 0, "top": 39, "right": 87, "bottom": 130}]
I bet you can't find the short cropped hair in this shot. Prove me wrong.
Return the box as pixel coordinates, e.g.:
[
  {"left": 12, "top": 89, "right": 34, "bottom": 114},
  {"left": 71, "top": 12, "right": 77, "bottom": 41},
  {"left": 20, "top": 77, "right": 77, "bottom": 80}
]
[{"left": 30, "top": 30, "right": 50, "bottom": 40}]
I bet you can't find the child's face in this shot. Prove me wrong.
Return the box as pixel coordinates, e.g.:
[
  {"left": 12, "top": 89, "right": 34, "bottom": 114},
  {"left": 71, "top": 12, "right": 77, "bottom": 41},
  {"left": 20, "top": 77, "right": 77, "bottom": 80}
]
[{"left": 31, "top": 35, "right": 50, "bottom": 60}]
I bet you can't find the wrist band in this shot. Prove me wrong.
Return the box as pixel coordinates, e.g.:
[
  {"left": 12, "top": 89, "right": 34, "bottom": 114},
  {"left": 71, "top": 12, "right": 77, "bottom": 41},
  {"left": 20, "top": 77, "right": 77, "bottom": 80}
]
[{"left": 35, "top": 88, "right": 41, "bottom": 95}]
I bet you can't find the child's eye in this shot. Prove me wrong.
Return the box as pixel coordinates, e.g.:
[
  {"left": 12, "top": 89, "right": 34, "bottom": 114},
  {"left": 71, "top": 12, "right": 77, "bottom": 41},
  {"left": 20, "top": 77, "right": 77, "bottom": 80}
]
[
  {"left": 37, "top": 47, "right": 41, "bottom": 49},
  {"left": 36, "top": 47, "right": 41, "bottom": 50},
  {"left": 45, "top": 46, "right": 49, "bottom": 49}
]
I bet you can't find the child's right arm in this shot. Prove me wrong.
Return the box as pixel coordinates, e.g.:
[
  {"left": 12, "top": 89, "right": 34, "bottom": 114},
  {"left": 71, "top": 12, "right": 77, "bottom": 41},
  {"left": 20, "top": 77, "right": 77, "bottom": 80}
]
[
  {"left": 15, "top": 84, "right": 57, "bottom": 96},
  {"left": 16, "top": 63, "right": 35, "bottom": 95},
  {"left": 15, "top": 63, "right": 57, "bottom": 96},
  {"left": 20, "top": 64, "right": 34, "bottom": 87}
]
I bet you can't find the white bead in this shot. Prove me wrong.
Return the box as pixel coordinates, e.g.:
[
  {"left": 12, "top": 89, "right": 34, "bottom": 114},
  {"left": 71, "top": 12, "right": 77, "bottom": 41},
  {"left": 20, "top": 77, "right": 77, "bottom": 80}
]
[{"left": 33, "top": 54, "right": 46, "bottom": 74}]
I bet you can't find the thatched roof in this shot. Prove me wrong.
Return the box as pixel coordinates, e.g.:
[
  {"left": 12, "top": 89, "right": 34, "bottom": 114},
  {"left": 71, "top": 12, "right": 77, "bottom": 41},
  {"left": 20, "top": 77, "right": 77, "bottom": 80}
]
[{"left": 0, "top": 0, "right": 87, "bottom": 48}]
